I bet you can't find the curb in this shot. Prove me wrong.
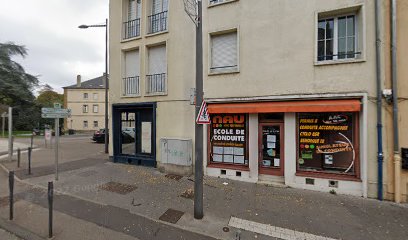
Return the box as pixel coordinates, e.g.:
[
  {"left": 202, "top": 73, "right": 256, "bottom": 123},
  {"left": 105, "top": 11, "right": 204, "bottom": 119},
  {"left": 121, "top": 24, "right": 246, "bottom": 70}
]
[{"left": 0, "top": 217, "right": 45, "bottom": 240}]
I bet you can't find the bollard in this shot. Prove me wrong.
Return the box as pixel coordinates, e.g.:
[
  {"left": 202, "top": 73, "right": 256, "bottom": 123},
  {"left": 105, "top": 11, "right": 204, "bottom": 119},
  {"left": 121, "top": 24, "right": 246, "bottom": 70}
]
[
  {"left": 48, "top": 182, "right": 53, "bottom": 238},
  {"left": 17, "top": 148, "right": 21, "bottom": 168},
  {"left": 10, "top": 136, "right": 14, "bottom": 160},
  {"left": 30, "top": 134, "right": 34, "bottom": 148},
  {"left": 9, "top": 171, "right": 14, "bottom": 220},
  {"left": 28, "top": 147, "right": 32, "bottom": 175}
]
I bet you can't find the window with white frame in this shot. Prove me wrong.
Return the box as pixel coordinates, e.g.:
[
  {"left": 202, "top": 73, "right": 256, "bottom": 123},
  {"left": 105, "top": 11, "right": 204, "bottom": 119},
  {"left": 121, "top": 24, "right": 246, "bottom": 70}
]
[
  {"left": 123, "top": 49, "right": 140, "bottom": 96},
  {"left": 93, "top": 93, "right": 98, "bottom": 100},
  {"left": 148, "top": 0, "right": 168, "bottom": 34},
  {"left": 93, "top": 105, "right": 99, "bottom": 113},
  {"left": 210, "top": 31, "right": 238, "bottom": 73},
  {"left": 83, "top": 121, "right": 88, "bottom": 128},
  {"left": 147, "top": 45, "right": 166, "bottom": 94},
  {"left": 93, "top": 121, "right": 98, "bottom": 128},
  {"left": 123, "top": 0, "right": 141, "bottom": 39},
  {"left": 317, "top": 13, "right": 360, "bottom": 61},
  {"left": 83, "top": 105, "right": 88, "bottom": 113},
  {"left": 83, "top": 93, "right": 88, "bottom": 99}
]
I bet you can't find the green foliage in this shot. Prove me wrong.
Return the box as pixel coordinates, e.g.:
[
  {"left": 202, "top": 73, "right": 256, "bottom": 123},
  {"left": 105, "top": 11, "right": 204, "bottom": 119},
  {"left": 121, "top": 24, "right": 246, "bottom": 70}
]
[{"left": 36, "top": 84, "right": 64, "bottom": 108}]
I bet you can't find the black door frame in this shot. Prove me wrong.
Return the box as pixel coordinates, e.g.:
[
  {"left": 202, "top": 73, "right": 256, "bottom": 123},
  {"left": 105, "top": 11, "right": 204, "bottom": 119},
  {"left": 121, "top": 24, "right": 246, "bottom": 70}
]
[{"left": 112, "top": 102, "right": 157, "bottom": 167}]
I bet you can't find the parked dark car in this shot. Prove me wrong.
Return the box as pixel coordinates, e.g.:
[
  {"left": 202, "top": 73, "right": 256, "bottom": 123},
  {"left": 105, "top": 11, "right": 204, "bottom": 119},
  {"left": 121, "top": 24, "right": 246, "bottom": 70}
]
[{"left": 92, "top": 129, "right": 134, "bottom": 144}]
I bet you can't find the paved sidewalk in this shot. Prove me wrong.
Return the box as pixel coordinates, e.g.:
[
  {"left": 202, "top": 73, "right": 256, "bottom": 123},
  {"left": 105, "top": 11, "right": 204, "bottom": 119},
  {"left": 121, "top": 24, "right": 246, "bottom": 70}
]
[{"left": 0, "top": 139, "right": 32, "bottom": 158}]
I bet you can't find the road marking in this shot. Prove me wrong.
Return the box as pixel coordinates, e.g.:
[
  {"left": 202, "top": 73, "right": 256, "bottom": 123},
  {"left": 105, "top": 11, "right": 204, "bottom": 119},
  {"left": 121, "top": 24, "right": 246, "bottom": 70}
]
[{"left": 228, "top": 216, "right": 338, "bottom": 240}]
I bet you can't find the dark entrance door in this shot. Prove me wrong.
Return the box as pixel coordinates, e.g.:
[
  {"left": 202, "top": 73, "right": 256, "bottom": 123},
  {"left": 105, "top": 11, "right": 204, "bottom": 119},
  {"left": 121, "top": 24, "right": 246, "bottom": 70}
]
[
  {"left": 259, "top": 123, "right": 284, "bottom": 176},
  {"left": 112, "top": 103, "right": 156, "bottom": 167}
]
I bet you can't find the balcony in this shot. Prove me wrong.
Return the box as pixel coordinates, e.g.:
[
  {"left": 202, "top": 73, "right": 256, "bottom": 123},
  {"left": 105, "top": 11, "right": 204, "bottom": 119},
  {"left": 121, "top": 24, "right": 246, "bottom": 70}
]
[
  {"left": 123, "top": 18, "right": 141, "bottom": 39},
  {"left": 146, "top": 73, "right": 166, "bottom": 94},
  {"left": 123, "top": 76, "right": 140, "bottom": 96},
  {"left": 147, "top": 11, "right": 168, "bottom": 34}
]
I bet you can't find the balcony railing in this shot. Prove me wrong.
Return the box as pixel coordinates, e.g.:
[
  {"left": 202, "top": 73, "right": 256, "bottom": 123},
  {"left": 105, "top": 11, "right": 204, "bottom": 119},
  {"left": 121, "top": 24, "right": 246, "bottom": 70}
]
[
  {"left": 123, "top": 18, "right": 141, "bottom": 39},
  {"left": 147, "top": 11, "right": 168, "bottom": 34},
  {"left": 146, "top": 73, "right": 166, "bottom": 94},
  {"left": 123, "top": 76, "right": 140, "bottom": 96}
]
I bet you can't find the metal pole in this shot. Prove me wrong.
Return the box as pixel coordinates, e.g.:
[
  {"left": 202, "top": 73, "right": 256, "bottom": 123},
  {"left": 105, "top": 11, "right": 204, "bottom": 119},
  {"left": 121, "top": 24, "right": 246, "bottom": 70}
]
[
  {"left": 2, "top": 114, "right": 5, "bottom": 137},
  {"left": 8, "top": 107, "right": 12, "bottom": 160},
  {"left": 104, "top": 18, "right": 109, "bottom": 154},
  {"left": 28, "top": 147, "right": 32, "bottom": 175},
  {"left": 17, "top": 148, "right": 20, "bottom": 168},
  {"left": 30, "top": 134, "right": 33, "bottom": 149},
  {"left": 194, "top": 0, "right": 204, "bottom": 220},
  {"left": 9, "top": 171, "right": 14, "bottom": 220},
  {"left": 55, "top": 119, "right": 59, "bottom": 180},
  {"left": 48, "top": 181, "right": 53, "bottom": 238}
]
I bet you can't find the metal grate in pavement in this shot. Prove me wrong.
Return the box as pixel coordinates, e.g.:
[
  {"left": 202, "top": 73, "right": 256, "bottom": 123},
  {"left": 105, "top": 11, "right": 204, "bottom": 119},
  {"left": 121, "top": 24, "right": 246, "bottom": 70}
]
[
  {"left": 165, "top": 174, "right": 183, "bottom": 181},
  {"left": 159, "top": 208, "right": 185, "bottom": 224},
  {"left": 98, "top": 181, "right": 137, "bottom": 195}
]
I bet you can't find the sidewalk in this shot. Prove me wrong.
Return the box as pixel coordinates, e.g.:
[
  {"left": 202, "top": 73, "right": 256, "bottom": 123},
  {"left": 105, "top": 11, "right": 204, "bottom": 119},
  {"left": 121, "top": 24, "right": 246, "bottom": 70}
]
[
  {"left": 0, "top": 138, "right": 407, "bottom": 239},
  {"left": 0, "top": 138, "right": 33, "bottom": 158}
]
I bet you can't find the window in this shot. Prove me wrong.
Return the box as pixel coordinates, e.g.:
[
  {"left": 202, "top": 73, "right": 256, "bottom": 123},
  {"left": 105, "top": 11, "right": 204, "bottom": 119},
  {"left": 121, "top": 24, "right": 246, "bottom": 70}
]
[
  {"left": 123, "top": 50, "right": 140, "bottom": 96},
  {"left": 209, "top": 114, "right": 248, "bottom": 166},
  {"left": 93, "top": 93, "right": 98, "bottom": 100},
  {"left": 297, "top": 112, "right": 358, "bottom": 176},
  {"left": 93, "top": 121, "right": 98, "bottom": 128},
  {"left": 210, "top": 31, "right": 238, "bottom": 73},
  {"left": 146, "top": 45, "right": 166, "bottom": 94},
  {"left": 83, "top": 121, "right": 88, "bottom": 128},
  {"left": 317, "top": 12, "right": 360, "bottom": 61},
  {"left": 93, "top": 105, "right": 99, "bottom": 113},
  {"left": 83, "top": 105, "right": 88, "bottom": 113},
  {"left": 123, "top": 0, "right": 141, "bottom": 39},
  {"left": 148, "top": 0, "right": 168, "bottom": 34},
  {"left": 83, "top": 93, "right": 88, "bottom": 99}
]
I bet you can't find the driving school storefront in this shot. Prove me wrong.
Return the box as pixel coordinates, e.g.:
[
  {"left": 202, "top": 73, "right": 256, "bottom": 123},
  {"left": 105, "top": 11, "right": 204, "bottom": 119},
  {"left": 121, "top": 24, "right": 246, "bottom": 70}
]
[{"left": 204, "top": 98, "right": 366, "bottom": 197}]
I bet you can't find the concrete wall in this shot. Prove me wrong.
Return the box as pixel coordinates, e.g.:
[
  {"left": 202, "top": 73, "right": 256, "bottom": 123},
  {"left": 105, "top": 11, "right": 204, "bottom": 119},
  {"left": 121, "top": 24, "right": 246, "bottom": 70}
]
[
  {"left": 109, "top": 0, "right": 196, "bottom": 167},
  {"left": 65, "top": 88, "right": 106, "bottom": 131}
]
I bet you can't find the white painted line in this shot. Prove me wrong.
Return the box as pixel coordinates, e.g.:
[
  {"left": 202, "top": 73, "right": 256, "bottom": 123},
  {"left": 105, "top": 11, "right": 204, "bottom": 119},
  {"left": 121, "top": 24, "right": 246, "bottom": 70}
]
[{"left": 228, "top": 216, "right": 338, "bottom": 240}]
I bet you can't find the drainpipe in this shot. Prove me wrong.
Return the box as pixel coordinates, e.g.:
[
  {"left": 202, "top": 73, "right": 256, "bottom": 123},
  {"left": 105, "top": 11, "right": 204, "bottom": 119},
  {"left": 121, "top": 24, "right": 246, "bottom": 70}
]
[
  {"left": 375, "top": 0, "right": 384, "bottom": 201},
  {"left": 391, "top": 0, "right": 401, "bottom": 203}
]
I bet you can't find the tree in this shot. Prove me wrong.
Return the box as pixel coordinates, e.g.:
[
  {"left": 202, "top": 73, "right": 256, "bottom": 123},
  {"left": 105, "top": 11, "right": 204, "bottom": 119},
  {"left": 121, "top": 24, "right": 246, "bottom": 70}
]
[
  {"left": 36, "top": 84, "right": 64, "bottom": 108},
  {"left": 0, "top": 42, "right": 40, "bottom": 130}
]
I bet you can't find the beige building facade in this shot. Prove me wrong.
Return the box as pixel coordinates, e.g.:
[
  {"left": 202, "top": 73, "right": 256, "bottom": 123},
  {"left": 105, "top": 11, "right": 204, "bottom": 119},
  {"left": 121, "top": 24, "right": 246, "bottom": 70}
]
[
  {"left": 63, "top": 75, "right": 107, "bottom": 132},
  {"left": 109, "top": 0, "right": 407, "bottom": 202}
]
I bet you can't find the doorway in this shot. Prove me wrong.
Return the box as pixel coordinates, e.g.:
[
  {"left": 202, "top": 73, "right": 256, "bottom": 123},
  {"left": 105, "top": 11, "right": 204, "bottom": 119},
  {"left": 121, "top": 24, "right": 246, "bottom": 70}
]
[{"left": 259, "top": 122, "right": 284, "bottom": 176}]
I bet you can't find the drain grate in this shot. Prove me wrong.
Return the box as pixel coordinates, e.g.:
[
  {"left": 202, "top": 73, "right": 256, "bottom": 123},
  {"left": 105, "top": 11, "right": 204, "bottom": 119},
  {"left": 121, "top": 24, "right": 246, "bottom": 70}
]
[
  {"left": 165, "top": 174, "right": 183, "bottom": 181},
  {"left": 98, "top": 182, "right": 137, "bottom": 195},
  {"left": 159, "top": 208, "right": 184, "bottom": 224},
  {"left": 77, "top": 170, "right": 98, "bottom": 177}
]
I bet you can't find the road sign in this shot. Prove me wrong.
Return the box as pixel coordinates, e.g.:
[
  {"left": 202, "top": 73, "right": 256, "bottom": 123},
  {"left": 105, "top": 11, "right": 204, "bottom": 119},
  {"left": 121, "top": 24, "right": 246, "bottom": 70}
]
[
  {"left": 41, "top": 108, "right": 71, "bottom": 114},
  {"left": 41, "top": 112, "right": 71, "bottom": 119},
  {"left": 54, "top": 103, "right": 61, "bottom": 109},
  {"left": 196, "top": 100, "right": 210, "bottom": 124}
]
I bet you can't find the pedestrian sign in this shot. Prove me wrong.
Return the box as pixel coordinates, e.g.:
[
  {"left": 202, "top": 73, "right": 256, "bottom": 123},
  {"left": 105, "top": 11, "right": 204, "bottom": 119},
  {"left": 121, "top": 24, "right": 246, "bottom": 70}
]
[{"left": 196, "top": 100, "right": 210, "bottom": 124}]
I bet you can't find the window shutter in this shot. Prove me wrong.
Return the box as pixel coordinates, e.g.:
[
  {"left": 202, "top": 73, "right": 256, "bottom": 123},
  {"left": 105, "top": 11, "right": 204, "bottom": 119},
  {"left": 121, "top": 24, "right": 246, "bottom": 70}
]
[
  {"left": 136, "top": 0, "right": 141, "bottom": 18},
  {"left": 125, "top": 50, "right": 139, "bottom": 77},
  {"left": 211, "top": 32, "right": 237, "bottom": 70},
  {"left": 152, "top": 0, "right": 161, "bottom": 14},
  {"left": 128, "top": 0, "right": 136, "bottom": 20},
  {"left": 148, "top": 45, "right": 166, "bottom": 74}
]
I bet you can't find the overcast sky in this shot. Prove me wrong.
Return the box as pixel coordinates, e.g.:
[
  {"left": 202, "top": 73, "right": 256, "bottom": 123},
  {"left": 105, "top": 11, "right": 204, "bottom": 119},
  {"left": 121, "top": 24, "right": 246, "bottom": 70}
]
[{"left": 0, "top": 0, "right": 109, "bottom": 94}]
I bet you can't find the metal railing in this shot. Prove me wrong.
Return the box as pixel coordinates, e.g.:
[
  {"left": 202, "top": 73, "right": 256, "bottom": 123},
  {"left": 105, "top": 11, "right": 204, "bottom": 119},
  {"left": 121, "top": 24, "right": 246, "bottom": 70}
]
[
  {"left": 147, "top": 11, "right": 168, "bottom": 34},
  {"left": 123, "top": 18, "right": 141, "bottom": 39},
  {"left": 123, "top": 76, "right": 140, "bottom": 96},
  {"left": 146, "top": 73, "right": 166, "bottom": 94}
]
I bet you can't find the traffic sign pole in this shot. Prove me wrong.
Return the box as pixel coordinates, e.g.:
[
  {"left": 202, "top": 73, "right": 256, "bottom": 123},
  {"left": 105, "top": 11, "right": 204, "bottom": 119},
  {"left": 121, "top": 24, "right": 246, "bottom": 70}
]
[{"left": 55, "top": 118, "right": 59, "bottom": 181}]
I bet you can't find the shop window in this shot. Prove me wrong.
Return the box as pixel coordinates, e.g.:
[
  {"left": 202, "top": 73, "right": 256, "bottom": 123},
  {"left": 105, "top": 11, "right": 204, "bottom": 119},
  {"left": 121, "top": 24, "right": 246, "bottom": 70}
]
[
  {"left": 209, "top": 114, "right": 248, "bottom": 166},
  {"left": 297, "top": 112, "right": 358, "bottom": 176},
  {"left": 121, "top": 112, "right": 136, "bottom": 155}
]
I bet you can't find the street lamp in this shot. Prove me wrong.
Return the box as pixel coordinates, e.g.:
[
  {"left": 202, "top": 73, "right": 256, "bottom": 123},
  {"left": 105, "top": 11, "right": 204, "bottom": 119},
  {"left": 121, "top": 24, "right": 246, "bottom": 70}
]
[{"left": 78, "top": 19, "right": 109, "bottom": 154}]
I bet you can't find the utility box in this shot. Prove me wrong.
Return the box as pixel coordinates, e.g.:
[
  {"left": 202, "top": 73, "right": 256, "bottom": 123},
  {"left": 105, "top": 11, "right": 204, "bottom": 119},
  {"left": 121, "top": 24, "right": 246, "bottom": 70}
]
[
  {"left": 160, "top": 138, "right": 193, "bottom": 175},
  {"left": 402, "top": 148, "right": 408, "bottom": 170}
]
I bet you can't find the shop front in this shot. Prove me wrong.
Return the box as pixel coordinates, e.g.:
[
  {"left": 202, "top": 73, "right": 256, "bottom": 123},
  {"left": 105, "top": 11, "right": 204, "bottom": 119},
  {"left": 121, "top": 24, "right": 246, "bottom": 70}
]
[
  {"left": 205, "top": 98, "right": 365, "bottom": 196},
  {"left": 112, "top": 103, "right": 156, "bottom": 167}
]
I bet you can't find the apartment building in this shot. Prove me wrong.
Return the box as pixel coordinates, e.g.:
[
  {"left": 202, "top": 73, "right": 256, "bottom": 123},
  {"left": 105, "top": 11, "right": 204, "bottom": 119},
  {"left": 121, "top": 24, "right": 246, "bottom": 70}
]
[
  {"left": 109, "top": 0, "right": 196, "bottom": 173},
  {"left": 63, "top": 75, "right": 106, "bottom": 132},
  {"left": 109, "top": 0, "right": 408, "bottom": 202}
]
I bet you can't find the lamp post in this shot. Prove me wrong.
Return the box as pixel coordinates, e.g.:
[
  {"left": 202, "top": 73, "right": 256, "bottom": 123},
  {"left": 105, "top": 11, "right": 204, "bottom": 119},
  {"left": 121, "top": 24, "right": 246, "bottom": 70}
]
[{"left": 79, "top": 19, "right": 109, "bottom": 154}]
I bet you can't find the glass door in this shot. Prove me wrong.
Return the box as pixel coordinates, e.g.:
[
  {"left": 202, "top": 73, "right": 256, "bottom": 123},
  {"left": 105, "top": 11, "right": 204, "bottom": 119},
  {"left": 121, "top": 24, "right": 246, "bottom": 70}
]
[{"left": 259, "top": 123, "right": 284, "bottom": 176}]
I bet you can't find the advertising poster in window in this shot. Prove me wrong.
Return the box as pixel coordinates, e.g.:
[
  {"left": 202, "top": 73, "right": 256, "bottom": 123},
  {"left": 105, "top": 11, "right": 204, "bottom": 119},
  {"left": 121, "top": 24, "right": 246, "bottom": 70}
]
[
  {"left": 210, "top": 114, "right": 248, "bottom": 165},
  {"left": 297, "top": 112, "right": 356, "bottom": 174}
]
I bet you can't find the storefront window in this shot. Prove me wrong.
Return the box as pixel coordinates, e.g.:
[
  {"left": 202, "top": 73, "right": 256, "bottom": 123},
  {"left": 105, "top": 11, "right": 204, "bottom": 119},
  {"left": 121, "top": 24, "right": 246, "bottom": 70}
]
[
  {"left": 210, "top": 114, "right": 248, "bottom": 166},
  {"left": 297, "top": 112, "right": 357, "bottom": 175}
]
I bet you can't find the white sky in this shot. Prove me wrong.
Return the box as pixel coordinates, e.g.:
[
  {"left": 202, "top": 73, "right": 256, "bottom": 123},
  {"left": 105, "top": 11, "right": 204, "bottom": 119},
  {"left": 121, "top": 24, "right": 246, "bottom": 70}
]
[{"left": 0, "top": 0, "right": 109, "bottom": 94}]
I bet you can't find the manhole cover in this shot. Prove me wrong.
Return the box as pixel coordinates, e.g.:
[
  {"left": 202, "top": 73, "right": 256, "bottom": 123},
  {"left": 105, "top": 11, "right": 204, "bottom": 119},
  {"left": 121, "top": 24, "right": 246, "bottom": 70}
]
[
  {"left": 77, "top": 170, "right": 98, "bottom": 177},
  {"left": 165, "top": 174, "right": 183, "bottom": 181},
  {"left": 99, "top": 182, "right": 137, "bottom": 195},
  {"left": 159, "top": 208, "right": 184, "bottom": 224}
]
